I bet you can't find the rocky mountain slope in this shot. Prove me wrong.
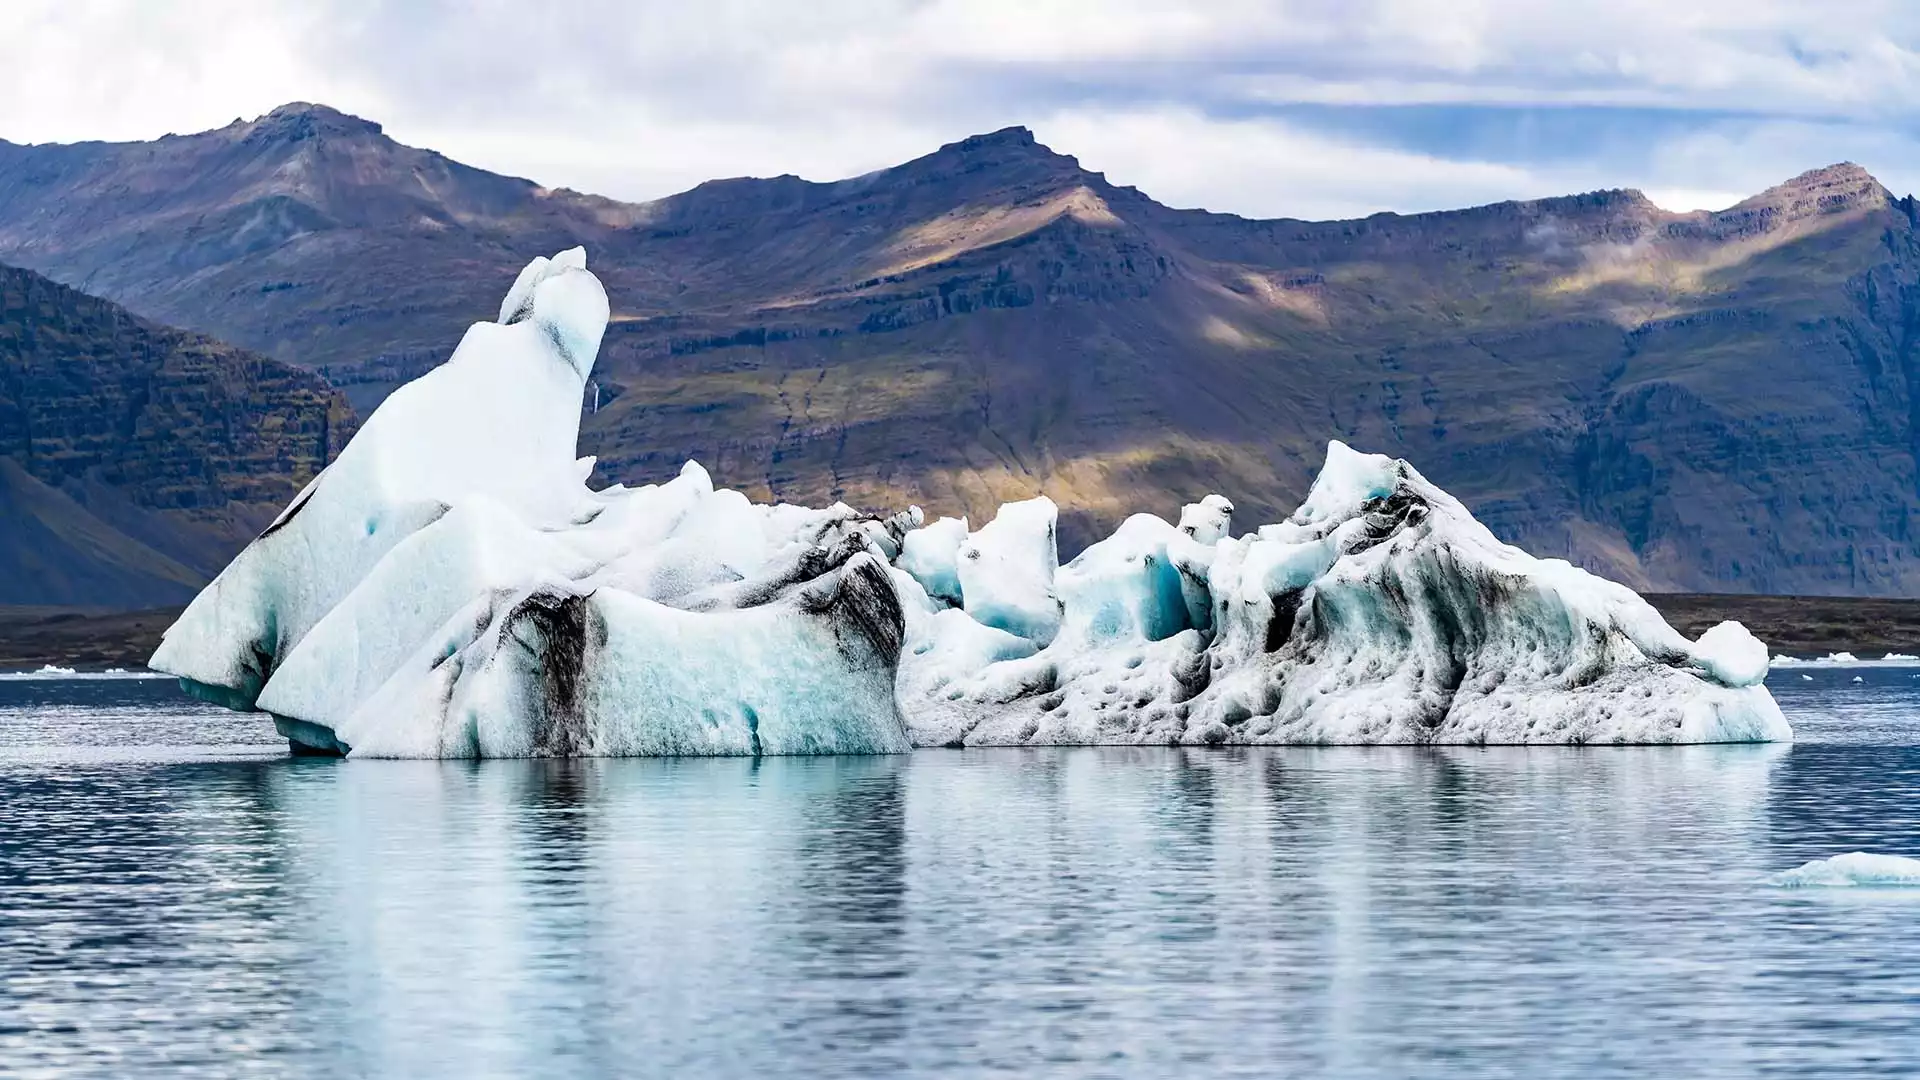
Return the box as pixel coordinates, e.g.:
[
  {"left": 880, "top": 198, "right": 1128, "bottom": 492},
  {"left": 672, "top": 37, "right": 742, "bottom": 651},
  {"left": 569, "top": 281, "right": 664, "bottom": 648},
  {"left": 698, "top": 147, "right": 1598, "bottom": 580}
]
[
  {"left": 0, "top": 262, "right": 354, "bottom": 605},
  {"left": 1, "top": 104, "right": 1917, "bottom": 595}
]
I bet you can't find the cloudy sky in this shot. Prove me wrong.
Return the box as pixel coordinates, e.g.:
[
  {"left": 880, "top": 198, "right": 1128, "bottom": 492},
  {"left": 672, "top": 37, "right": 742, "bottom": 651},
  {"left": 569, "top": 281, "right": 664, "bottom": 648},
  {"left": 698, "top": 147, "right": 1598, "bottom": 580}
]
[{"left": 5, "top": 1, "right": 1918, "bottom": 220}]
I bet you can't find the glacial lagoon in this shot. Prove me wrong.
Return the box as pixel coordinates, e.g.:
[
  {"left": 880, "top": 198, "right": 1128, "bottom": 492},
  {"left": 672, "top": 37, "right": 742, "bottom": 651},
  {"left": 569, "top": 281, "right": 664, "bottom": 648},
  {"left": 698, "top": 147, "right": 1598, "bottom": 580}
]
[{"left": 3, "top": 672, "right": 1919, "bottom": 1078}]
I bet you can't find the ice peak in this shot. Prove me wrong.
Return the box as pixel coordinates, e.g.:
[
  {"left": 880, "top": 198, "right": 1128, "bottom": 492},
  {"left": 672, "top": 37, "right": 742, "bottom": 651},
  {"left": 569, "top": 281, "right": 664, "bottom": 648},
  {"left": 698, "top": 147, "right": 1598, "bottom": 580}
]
[
  {"left": 1292, "top": 440, "right": 1403, "bottom": 525},
  {"left": 495, "top": 248, "right": 608, "bottom": 379}
]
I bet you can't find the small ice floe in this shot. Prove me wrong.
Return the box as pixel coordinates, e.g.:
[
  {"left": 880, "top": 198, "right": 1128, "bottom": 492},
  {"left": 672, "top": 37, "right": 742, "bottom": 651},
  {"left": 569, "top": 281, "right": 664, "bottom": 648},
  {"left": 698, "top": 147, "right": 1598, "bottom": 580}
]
[
  {"left": 0, "top": 666, "right": 170, "bottom": 681},
  {"left": 1772, "top": 651, "right": 1920, "bottom": 668},
  {"left": 1771, "top": 852, "right": 1920, "bottom": 888}
]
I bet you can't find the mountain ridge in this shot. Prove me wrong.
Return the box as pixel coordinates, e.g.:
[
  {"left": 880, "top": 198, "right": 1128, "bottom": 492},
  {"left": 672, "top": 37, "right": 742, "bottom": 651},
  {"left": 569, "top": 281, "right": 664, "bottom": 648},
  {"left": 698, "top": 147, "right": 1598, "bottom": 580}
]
[
  {"left": 0, "top": 260, "right": 355, "bottom": 605},
  {"left": 1, "top": 104, "right": 1917, "bottom": 596}
]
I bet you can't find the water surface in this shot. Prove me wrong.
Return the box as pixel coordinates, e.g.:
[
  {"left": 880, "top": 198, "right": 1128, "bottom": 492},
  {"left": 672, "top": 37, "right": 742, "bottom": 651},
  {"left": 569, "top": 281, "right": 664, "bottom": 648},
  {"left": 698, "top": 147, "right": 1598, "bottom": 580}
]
[{"left": 4, "top": 672, "right": 1920, "bottom": 1078}]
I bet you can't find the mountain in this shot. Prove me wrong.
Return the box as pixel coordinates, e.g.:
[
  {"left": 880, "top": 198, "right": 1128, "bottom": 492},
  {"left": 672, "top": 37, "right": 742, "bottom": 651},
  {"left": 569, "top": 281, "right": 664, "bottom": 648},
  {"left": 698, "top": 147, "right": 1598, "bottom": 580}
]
[
  {"left": 2, "top": 104, "right": 1918, "bottom": 594},
  {"left": 0, "top": 262, "right": 354, "bottom": 605}
]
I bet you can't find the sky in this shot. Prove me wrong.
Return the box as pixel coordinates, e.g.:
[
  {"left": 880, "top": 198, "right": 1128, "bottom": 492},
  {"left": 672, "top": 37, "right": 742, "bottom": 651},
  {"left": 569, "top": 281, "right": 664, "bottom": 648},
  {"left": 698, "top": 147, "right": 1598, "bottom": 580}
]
[{"left": 4, "top": 1, "right": 1918, "bottom": 221}]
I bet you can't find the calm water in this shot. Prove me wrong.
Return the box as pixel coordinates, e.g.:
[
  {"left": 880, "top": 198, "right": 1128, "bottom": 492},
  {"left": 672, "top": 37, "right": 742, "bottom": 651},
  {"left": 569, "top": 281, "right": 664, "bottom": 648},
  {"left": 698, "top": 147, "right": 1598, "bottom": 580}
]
[{"left": 4, "top": 673, "right": 1920, "bottom": 1078}]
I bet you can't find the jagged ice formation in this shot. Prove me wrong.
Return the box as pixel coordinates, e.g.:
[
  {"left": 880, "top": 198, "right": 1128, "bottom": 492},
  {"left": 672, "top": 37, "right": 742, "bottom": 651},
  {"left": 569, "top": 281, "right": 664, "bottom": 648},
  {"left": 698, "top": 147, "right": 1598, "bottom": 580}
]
[{"left": 151, "top": 250, "right": 1788, "bottom": 756}]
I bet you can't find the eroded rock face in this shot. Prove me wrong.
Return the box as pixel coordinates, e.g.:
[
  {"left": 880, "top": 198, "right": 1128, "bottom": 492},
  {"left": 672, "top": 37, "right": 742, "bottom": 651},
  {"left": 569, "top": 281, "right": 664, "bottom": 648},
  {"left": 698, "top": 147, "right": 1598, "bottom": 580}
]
[{"left": 0, "top": 262, "right": 354, "bottom": 605}]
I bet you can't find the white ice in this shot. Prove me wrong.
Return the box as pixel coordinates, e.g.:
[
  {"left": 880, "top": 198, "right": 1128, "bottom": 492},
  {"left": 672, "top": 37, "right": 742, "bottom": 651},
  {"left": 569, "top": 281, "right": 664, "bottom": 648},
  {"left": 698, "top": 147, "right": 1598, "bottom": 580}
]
[
  {"left": 152, "top": 247, "right": 1792, "bottom": 757},
  {"left": 894, "top": 442, "right": 1788, "bottom": 747},
  {"left": 152, "top": 248, "right": 910, "bottom": 757},
  {"left": 1771, "top": 652, "right": 1920, "bottom": 667},
  {"left": 0, "top": 666, "right": 173, "bottom": 680},
  {"left": 1770, "top": 852, "right": 1920, "bottom": 887},
  {"left": 956, "top": 497, "right": 1062, "bottom": 646}
]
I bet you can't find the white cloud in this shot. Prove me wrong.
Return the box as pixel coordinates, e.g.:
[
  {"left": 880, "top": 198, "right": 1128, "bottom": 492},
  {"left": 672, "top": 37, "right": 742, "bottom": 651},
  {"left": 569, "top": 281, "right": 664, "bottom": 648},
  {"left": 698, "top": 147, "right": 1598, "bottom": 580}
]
[
  {"left": 1035, "top": 108, "right": 1561, "bottom": 219},
  {"left": 0, "top": 0, "right": 349, "bottom": 144},
  {"left": 0, "top": 0, "right": 1916, "bottom": 218}
]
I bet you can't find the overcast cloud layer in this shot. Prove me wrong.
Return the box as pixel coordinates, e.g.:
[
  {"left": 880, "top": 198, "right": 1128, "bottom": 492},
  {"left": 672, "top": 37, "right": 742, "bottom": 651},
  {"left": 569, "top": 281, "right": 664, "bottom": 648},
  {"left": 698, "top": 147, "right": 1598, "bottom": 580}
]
[{"left": 5, "top": 1, "right": 1918, "bottom": 219}]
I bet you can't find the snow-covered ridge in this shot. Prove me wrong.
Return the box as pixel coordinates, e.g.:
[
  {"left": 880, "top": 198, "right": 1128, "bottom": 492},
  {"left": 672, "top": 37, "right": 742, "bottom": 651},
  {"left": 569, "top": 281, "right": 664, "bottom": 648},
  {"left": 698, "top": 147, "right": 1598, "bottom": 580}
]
[{"left": 150, "top": 248, "right": 1789, "bottom": 756}]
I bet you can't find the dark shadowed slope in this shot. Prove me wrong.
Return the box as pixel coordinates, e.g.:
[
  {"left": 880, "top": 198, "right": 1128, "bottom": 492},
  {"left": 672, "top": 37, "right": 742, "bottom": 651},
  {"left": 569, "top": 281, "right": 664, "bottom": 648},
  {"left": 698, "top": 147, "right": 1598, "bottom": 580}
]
[
  {"left": 1, "top": 107, "right": 1918, "bottom": 594},
  {"left": 0, "top": 262, "right": 355, "bottom": 605}
]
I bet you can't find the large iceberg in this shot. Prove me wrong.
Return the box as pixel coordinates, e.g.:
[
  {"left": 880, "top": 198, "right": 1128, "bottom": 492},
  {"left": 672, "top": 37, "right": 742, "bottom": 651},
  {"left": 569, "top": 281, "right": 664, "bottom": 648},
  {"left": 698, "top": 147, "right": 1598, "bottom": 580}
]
[
  {"left": 151, "top": 249, "right": 1789, "bottom": 756},
  {"left": 898, "top": 444, "right": 1784, "bottom": 747},
  {"left": 151, "top": 249, "right": 912, "bottom": 757}
]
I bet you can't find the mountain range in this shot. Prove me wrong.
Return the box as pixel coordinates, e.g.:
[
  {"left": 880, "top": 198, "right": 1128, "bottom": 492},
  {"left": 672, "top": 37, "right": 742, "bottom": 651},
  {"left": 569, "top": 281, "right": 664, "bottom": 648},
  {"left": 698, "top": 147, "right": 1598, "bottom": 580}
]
[
  {"left": 2, "top": 103, "right": 1918, "bottom": 598},
  {"left": 0, "top": 262, "right": 352, "bottom": 604}
]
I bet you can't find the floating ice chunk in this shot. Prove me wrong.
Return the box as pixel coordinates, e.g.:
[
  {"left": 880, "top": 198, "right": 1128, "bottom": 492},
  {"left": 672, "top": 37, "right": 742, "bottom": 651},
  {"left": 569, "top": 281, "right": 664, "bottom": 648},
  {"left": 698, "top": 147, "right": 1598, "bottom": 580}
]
[
  {"left": 1769, "top": 651, "right": 1920, "bottom": 668},
  {"left": 0, "top": 668, "right": 170, "bottom": 681},
  {"left": 957, "top": 497, "right": 1061, "bottom": 646},
  {"left": 1691, "top": 621, "right": 1770, "bottom": 687},
  {"left": 1770, "top": 852, "right": 1920, "bottom": 887}
]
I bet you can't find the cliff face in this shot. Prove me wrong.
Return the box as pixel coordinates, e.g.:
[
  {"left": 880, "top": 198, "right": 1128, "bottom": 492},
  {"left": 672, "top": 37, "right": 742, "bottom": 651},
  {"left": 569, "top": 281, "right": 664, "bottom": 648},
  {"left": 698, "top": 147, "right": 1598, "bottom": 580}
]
[
  {"left": 1, "top": 107, "right": 1918, "bottom": 595},
  {"left": 0, "top": 263, "right": 355, "bottom": 605}
]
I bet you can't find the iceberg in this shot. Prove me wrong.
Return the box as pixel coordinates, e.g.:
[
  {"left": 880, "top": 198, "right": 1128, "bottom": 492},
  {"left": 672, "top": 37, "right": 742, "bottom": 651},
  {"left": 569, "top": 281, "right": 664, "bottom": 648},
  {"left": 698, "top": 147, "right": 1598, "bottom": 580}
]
[
  {"left": 898, "top": 442, "right": 1786, "bottom": 747},
  {"left": 1770, "top": 852, "right": 1920, "bottom": 887},
  {"left": 151, "top": 248, "right": 912, "bottom": 757},
  {"left": 151, "top": 248, "right": 1790, "bottom": 756}
]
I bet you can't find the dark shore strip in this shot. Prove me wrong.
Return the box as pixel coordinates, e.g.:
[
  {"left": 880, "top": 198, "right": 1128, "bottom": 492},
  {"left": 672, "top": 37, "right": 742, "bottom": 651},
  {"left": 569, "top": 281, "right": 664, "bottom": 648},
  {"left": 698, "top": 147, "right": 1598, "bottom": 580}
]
[
  {"left": 1645, "top": 594, "right": 1920, "bottom": 657},
  {"left": 2, "top": 594, "right": 1919, "bottom": 671},
  {"left": 0, "top": 606, "right": 183, "bottom": 670}
]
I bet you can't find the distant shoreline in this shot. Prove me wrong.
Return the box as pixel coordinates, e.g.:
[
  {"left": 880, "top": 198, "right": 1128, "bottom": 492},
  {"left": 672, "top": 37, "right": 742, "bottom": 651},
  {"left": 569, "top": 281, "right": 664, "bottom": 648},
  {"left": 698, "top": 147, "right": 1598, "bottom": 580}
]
[
  {"left": 6, "top": 595, "right": 1920, "bottom": 673},
  {"left": 0, "top": 606, "right": 183, "bottom": 672},
  {"left": 1643, "top": 594, "right": 1920, "bottom": 658}
]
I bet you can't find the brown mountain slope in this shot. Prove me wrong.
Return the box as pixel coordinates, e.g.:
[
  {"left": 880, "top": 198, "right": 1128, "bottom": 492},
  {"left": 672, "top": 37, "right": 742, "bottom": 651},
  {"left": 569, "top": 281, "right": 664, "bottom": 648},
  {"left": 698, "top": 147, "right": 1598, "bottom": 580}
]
[
  {"left": 0, "top": 107, "right": 1917, "bottom": 594},
  {"left": 0, "top": 262, "right": 355, "bottom": 605}
]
